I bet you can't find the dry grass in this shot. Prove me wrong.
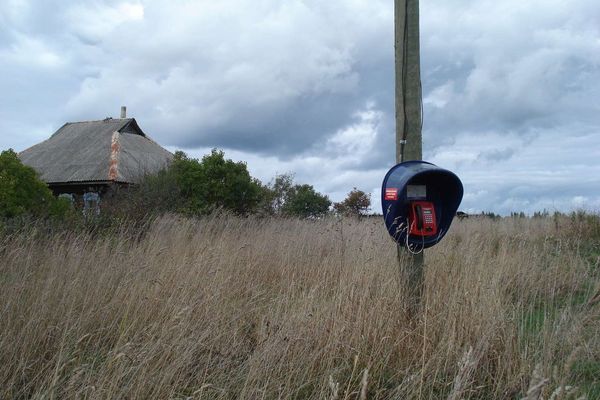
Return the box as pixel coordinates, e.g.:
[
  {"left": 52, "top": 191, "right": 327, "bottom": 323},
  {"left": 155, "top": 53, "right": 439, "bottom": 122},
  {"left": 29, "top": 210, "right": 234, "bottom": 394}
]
[{"left": 0, "top": 214, "right": 599, "bottom": 399}]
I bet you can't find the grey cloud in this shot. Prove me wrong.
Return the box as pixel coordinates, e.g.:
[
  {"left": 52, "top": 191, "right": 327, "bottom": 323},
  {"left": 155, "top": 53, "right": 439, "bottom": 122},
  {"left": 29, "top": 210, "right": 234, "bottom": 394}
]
[
  {"left": 421, "top": 0, "right": 600, "bottom": 154},
  {"left": 44, "top": 0, "right": 393, "bottom": 160},
  {"left": 477, "top": 148, "right": 515, "bottom": 163}
]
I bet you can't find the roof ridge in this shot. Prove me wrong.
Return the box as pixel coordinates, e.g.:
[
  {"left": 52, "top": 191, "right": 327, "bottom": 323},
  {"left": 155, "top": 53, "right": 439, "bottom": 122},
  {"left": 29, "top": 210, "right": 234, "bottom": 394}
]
[{"left": 65, "top": 118, "right": 133, "bottom": 125}]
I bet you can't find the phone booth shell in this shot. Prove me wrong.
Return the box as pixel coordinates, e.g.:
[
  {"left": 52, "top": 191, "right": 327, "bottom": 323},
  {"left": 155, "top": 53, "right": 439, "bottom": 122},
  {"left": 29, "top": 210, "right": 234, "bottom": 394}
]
[{"left": 382, "top": 161, "right": 463, "bottom": 249}]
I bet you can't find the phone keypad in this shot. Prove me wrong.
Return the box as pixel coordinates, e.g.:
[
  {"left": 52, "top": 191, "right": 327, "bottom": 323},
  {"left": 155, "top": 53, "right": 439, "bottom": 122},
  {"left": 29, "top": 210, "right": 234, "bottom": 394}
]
[{"left": 424, "top": 209, "right": 433, "bottom": 224}]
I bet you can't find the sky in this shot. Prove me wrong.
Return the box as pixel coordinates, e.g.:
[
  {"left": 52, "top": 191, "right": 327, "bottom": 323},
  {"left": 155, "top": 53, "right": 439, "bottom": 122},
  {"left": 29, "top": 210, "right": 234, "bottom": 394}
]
[{"left": 1, "top": 0, "right": 599, "bottom": 215}]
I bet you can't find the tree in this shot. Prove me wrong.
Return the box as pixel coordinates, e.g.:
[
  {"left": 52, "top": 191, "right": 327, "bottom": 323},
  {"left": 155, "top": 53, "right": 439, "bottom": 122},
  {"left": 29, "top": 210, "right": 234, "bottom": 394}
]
[
  {"left": 334, "top": 188, "right": 371, "bottom": 217},
  {"left": 270, "top": 173, "right": 294, "bottom": 213},
  {"left": 173, "top": 149, "right": 263, "bottom": 215},
  {"left": 258, "top": 173, "right": 330, "bottom": 218},
  {"left": 257, "top": 172, "right": 294, "bottom": 215},
  {"left": 281, "top": 184, "right": 331, "bottom": 218},
  {"left": 0, "top": 149, "right": 55, "bottom": 218}
]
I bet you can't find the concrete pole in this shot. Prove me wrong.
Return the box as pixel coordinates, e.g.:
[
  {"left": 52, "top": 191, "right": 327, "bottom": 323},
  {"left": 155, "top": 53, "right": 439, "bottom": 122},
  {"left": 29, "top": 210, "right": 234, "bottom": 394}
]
[{"left": 395, "top": 0, "right": 424, "bottom": 304}]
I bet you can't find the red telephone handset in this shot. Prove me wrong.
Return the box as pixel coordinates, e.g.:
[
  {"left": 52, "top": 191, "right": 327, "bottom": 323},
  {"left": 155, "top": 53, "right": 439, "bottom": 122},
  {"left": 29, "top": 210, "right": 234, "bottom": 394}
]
[{"left": 409, "top": 201, "right": 437, "bottom": 236}]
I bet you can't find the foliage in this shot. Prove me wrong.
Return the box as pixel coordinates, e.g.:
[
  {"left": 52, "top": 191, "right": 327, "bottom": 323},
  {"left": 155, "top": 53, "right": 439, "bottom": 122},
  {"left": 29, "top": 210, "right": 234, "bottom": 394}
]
[
  {"left": 48, "top": 196, "right": 76, "bottom": 219},
  {"left": 172, "top": 149, "right": 263, "bottom": 215},
  {"left": 269, "top": 173, "right": 295, "bottom": 214},
  {"left": 256, "top": 172, "right": 295, "bottom": 216},
  {"left": 102, "top": 166, "right": 181, "bottom": 221},
  {"left": 0, "top": 149, "right": 56, "bottom": 218},
  {"left": 99, "top": 150, "right": 266, "bottom": 220},
  {"left": 109, "top": 149, "right": 264, "bottom": 218},
  {"left": 281, "top": 183, "right": 331, "bottom": 218},
  {"left": 257, "top": 173, "right": 331, "bottom": 218},
  {"left": 334, "top": 187, "right": 371, "bottom": 216}
]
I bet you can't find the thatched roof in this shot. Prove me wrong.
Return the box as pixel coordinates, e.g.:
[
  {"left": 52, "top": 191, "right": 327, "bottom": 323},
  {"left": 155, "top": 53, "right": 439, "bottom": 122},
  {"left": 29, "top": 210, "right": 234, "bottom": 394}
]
[{"left": 19, "top": 118, "right": 173, "bottom": 185}]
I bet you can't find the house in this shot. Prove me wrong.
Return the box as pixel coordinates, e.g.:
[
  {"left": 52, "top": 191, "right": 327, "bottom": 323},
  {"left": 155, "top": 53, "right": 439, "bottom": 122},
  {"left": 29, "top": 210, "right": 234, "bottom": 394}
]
[{"left": 19, "top": 109, "right": 173, "bottom": 196}]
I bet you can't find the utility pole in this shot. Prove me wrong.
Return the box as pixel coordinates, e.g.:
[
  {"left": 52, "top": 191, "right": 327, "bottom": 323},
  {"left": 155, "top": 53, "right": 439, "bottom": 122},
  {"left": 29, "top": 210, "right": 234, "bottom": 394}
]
[{"left": 395, "top": 0, "right": 424, "bottom": 304}]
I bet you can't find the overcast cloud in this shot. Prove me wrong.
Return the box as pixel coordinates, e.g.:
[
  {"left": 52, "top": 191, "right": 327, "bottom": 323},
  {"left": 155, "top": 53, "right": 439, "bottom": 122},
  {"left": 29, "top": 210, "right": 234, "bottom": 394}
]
[{"left": 1, "top": 0, "right": 599, "bottom": 215}]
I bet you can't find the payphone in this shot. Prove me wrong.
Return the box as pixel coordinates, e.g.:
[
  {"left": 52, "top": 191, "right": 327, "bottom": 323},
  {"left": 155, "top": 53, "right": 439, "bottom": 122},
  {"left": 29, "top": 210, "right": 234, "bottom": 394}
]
[
  {"left": 381, "top": 161, "right": 463, "bottom": 251},
  {"left": 409, "top": 201, "right": 437, "bottom": 236}
]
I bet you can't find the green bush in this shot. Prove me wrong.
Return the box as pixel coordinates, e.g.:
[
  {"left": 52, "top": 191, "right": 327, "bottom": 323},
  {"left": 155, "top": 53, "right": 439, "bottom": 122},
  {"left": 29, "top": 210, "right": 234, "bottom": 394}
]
[
  {"left": 256, "top": 173, "right": 331, "bottom": 218},
  {"left": 105, "top": 150, "right": 332, "bottom": 220},
  {"left": 281, "top": 183, "right": 331, "bottom": 218},
  {"left": 104, "top": 166, "right": 181, "bottom": 221},
  {"left": 334, "top": 188, "right": 371, "bottom": 217},
  {"left": 0, "top": 149, "right": 56, "bottom": 218},
  {"left": 108, "top": 149, "right": 266, "bottom": 218},
  {"left": 173, "top": 149, "right": 264, "bottom": 215}
]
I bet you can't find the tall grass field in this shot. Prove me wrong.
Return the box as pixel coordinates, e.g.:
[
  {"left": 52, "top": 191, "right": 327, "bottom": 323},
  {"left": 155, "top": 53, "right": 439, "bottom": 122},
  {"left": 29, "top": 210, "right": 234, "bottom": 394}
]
[{"left": 1, "top": 214, "right": 599, "bottom": 399}]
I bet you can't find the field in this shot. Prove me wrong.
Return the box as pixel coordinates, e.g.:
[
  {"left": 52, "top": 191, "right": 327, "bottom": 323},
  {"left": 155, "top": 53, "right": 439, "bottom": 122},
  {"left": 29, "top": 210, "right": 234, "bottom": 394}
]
[{"left": 1, "top": 214, "right": 599, "bottom": 399}]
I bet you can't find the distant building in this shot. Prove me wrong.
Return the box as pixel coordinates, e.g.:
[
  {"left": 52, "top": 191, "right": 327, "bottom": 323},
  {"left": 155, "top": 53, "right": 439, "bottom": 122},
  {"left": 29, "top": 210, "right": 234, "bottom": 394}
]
[{"left": 19, "top": 112, "right": 173, "bottom": 196}]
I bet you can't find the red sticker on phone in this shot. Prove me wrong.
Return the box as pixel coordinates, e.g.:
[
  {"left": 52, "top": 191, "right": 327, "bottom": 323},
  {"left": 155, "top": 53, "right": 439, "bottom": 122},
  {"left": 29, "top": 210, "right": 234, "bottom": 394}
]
[{"left": 384, "top": 188, "right": 398, "bottom": 201}]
